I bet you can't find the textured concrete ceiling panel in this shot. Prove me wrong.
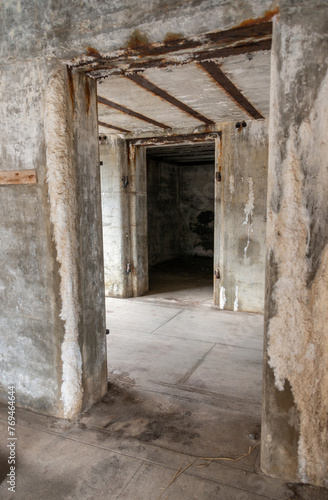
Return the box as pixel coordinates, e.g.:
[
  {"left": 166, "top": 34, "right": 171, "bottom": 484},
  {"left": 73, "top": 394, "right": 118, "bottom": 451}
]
[
  {"left": 218, "top": 50, "right": 271, "bottom": 118},
  {"left": 143, "top": 63, "right": 250, "bottom": 123},
  {"left": 98, "top": 76, "right": 201, "bottom": 129},
  {"left": 98, "top": 104, "right": 165, "bottom": 134}
]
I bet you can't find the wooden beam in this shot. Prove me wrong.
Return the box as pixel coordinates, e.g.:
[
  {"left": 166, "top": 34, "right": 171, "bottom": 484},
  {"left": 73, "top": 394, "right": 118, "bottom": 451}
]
[
  {"left": 98, "top": 121, "right": 131, "bottom": 133},
  {"left": 0, "top": 169, "right": 37, "bottom": 185},
  {"left": 199, "top": 60, "right": 263, "bottom": 119},
  {"left": 97, "top": 95, "right": 171, "bottom": 130},
  {"left": 126, "top": 73, "right": 214, "bottom": 125}
]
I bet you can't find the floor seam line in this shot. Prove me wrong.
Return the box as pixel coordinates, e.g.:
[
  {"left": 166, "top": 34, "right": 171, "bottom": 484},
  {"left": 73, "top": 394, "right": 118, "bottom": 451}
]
[
  {"left": 115, "top": 462, "right": 144, "bottom": 500},
  {"left": 8, "top": 421, "right": 278, "bottom": 499},
  {"left": 150, "top": 309, "right": 184, "bottom": 334},
  {"left": 177, "top": 343, "right": 216, "bottom": 386}
]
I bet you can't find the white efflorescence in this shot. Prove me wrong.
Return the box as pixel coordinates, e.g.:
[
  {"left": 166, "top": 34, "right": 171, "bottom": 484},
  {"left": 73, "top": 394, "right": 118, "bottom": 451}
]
[
  {"left": 229, "top": 174, "right": 235, "bottom": 195},
  {"left": 267, "top": 52, "right": 328, "bottom": 484},
  {"left": 233, "top": 286, "right": 239, "bottom": 312},
  {"left": 220, "top": 286, "right": 226, "bottom": 309},
  {"left": 243, "top": 177, "right": 254, "bottom": 258},
  {"left": 44, "top": 68, "right": 83, "bottom": 419}
]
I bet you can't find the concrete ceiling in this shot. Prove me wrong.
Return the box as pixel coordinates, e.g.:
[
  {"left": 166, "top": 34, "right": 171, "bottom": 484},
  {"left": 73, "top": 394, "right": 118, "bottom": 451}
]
[
  {"left": 97, "top": 51, "right": 270, "bottom": 136},
  {"left": 147, "top": 142, "right": 215, "bottom": 166},
  {"left": 73, "top": 22, "right": 272, "bottom": 137}
]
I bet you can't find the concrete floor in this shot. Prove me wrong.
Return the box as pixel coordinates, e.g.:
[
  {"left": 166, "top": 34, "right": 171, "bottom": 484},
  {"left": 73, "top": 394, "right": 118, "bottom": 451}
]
[{"left": 0, "top": 266, "right": 327, "bottom": 499}]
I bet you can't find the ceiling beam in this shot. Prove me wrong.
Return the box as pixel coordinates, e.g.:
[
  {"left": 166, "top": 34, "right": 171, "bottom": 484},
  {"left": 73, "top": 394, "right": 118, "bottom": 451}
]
[
  {"left": 97, "top": 95, "right": 171, "bottom": 130},
  {"left": 128, "top": 132, "right": 220, "bottom": 146},
  {"left": 98, "top": 121, "right": 131, "bottom": 133},
  {"left": 126, "top": 73, "right": 214, "bottom": 125},
  {"left": 86, "top": 38, "right": 271, "bottom": 77},
  {"left": 87, "top": 38, "right": 271, "bottom": 77},
  {"left": 199, "top": 61, "right": 263, "bottom": 119},
  {"left": 73, "top": 21, "right": 273, "bottom": 71}
]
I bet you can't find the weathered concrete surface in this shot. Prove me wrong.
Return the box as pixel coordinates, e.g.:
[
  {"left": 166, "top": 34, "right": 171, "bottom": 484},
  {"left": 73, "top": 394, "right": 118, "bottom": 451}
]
[
  {"left": 0, "top": 62, "right": 107, "bottom": 418},
  {"left": 261, "top": 1, "right": 328, "bottom": 486},
  {"left": 44, "top": 66, "right": 107, "bottom": 417},
  {"left": 129, "top": 145, "right": 149, "bottom": 296},
  {"left": 0, "top": 0, "right": 278, "bottom": 62},
  {"left": 147, "top": 159, "right": 180, "bottom": 267},
  {"left": 147, "top": 159, "right": 214, "bottom": 268},
  {"left": 100, "top": 136, "right": 133, "bottom": 297},
  {"left": 179, "top": 164, "right": 215, "bottom": 257},
  {"left": 215, "top": 120, "right": 268, "bottom": 313},
  {"left": 0, "top": 59, "right": 63, "bottom": 416}
]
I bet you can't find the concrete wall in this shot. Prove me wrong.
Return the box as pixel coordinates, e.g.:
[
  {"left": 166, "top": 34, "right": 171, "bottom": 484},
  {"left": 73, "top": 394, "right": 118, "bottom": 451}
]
[
  {"left": 101, "top": 137, "right": 132, "bottom": 297},
  {"left": 261, "top": 1, "right": 328, "bottom": 486},
  {"left": 0, "top": 63, "right": 107, "bottom": 418},
  {"left": 147, "top": 159, "right": 180, "bottom": 267},
  {"left": 0, "top": 0, "right": 277, "bottom": 62},
  {"left": 101, "top": 139, "right": 148, "bottom": 297},
  {"left": 147, "top": 159, "right": 214, "bottom": 267},
  {"left": 179, "top": 164, "right": 215, "bottom": 257},
  {"left": 215, "top": 121, "right": 268, "bottom": 313},
  {"left": 0, "top": 59, "right": 62, "bottom": 416}
]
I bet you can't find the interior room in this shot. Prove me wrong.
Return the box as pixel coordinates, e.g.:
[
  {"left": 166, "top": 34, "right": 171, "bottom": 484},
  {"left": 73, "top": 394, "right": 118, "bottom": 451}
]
[{"left": 1, "top": 1, "right": 328, "bottom": 499}]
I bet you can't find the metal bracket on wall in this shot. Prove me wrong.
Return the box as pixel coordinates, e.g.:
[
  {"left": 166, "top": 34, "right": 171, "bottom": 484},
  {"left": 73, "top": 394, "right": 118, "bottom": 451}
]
[
  {"left": 216, "top": 172, "right": 221, "bottom": 182},
  {"left": 122, "top": 176, "right": 129, "bottom": 189},
  {"left": 214, "top": 268, "right": 221, "bottom": 279}
]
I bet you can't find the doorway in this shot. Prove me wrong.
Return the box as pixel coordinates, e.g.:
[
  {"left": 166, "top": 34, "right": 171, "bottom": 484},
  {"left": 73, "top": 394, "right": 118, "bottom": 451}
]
[{"left": 146, "top": 142, "right": 215, "bottom": 305}]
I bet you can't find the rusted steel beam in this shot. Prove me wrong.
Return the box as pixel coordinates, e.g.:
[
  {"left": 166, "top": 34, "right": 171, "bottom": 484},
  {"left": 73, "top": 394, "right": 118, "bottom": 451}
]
[
  {"left": 74, "top": 21, "right": 273, "bottom": 71},
  {"left": 86, "top": 38, "right": 272, "bottom": 78},
  {"left": 98, "top": 121, "right": 130, "bottom": 133},
  {"left": 199, "top": 61, "right": 263, "bottom": 119},
  {"left": 97, "top": 95, "right": 171, "bottom": 130},
  {"left": 126, "top": 73, "right": 214, "bottom": 125},
  {"left": 128, "top": 132, "right": 220, "bottom": 146}
]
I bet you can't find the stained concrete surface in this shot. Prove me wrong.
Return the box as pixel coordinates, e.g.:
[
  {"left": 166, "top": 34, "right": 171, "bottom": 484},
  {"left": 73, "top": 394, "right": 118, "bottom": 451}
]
[{"left": 1, "top": 281, "right": 327, "bottom": 499}]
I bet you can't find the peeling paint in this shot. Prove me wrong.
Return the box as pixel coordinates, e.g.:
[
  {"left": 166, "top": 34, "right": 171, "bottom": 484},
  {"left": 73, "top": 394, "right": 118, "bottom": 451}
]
[
  {"left": 234, "top": 285, "right": 239, "bottom": 311},
  {"left": 243, "top": 177, "right": 254, "bottom": 258},
  {"left": 266, "top": 65, "right": 328, "bottom": 484},
  {"left": 229, "top": 174, "right": 235, "bottom": 195},
  {"left": 220, "top": 286, "right": 226, "bottom": 310}
]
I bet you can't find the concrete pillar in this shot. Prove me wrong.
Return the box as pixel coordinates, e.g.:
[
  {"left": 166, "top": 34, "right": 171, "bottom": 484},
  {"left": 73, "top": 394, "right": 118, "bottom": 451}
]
[
  {"left": 214, "top": 121, "right": 268, "bottom": 313},
  {"left": 101, "top": 137, "right": 133, "bottom": 298},
  {"left": 0, "top": 61, "right": 107, "bottom": 418},
  {"left": 128, "top": 145, "right": 148, "bottom": 296},
  {"left": 100, "top": 140, "right": 148, "bottom": 298},
  {"left": 261, "top": 2, "right": 328, "bottom": 486}
]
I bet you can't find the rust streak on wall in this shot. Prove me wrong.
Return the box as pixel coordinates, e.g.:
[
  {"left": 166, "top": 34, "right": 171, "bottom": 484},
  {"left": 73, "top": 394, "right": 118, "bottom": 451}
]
[
  {"left": 238, "top": 7, "right": 279, "bottom": 27},
  {"left": 85, "top": 78, "right": 91, "bottom": 113},
  {"left": 67, "top": 67, "right": 75, "bottom": 112}
]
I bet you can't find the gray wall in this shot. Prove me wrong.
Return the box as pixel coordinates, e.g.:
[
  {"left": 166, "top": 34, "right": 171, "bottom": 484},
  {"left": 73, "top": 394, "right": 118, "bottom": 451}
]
[
  {"left": 0, "top": 63, "right": 107, "bottom": 418},
  {"left": 179, "top": 164, "right": 215, "bottom": 257},
  {"left": 261, "top": 0, "right": 328, "bottom": 486},
  {"left": 0, "top": 0, "right": 277, "bottom": 62},
  {"left": 147, "top": 159, "right": 214, "bottom": 267},
  {"left": 147, "top": 159, "right": 180, "bottom": 267},
  {"left": 215, "top": 121, "right": 268, "bottom": 313}
]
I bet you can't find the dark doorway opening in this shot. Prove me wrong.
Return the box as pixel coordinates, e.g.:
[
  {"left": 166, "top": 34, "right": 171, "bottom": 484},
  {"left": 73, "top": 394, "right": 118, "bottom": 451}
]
[{"left": 146, "top": 142, "right": 215, "bottom": 303}]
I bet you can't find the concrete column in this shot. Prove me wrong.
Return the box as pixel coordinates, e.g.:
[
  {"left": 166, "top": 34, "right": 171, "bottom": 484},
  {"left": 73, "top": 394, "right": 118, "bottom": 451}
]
[
  {"left": 0, "top": 61, "right": 107, "bottom": 418},
  {"left": 128, "top": 145, "right": 148, "bottom": 296},
  {"left": 261, "top": 2, "right": 328, "bottom": 486},
  {"left": 100, "top": 140, "right": 148, "bottom": 298},
  {"left": 214, "top": 121, "right": 268, "bottom": 313},
  {"left": 100, "top": 137, "right": 133, "bottom": 298}
]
